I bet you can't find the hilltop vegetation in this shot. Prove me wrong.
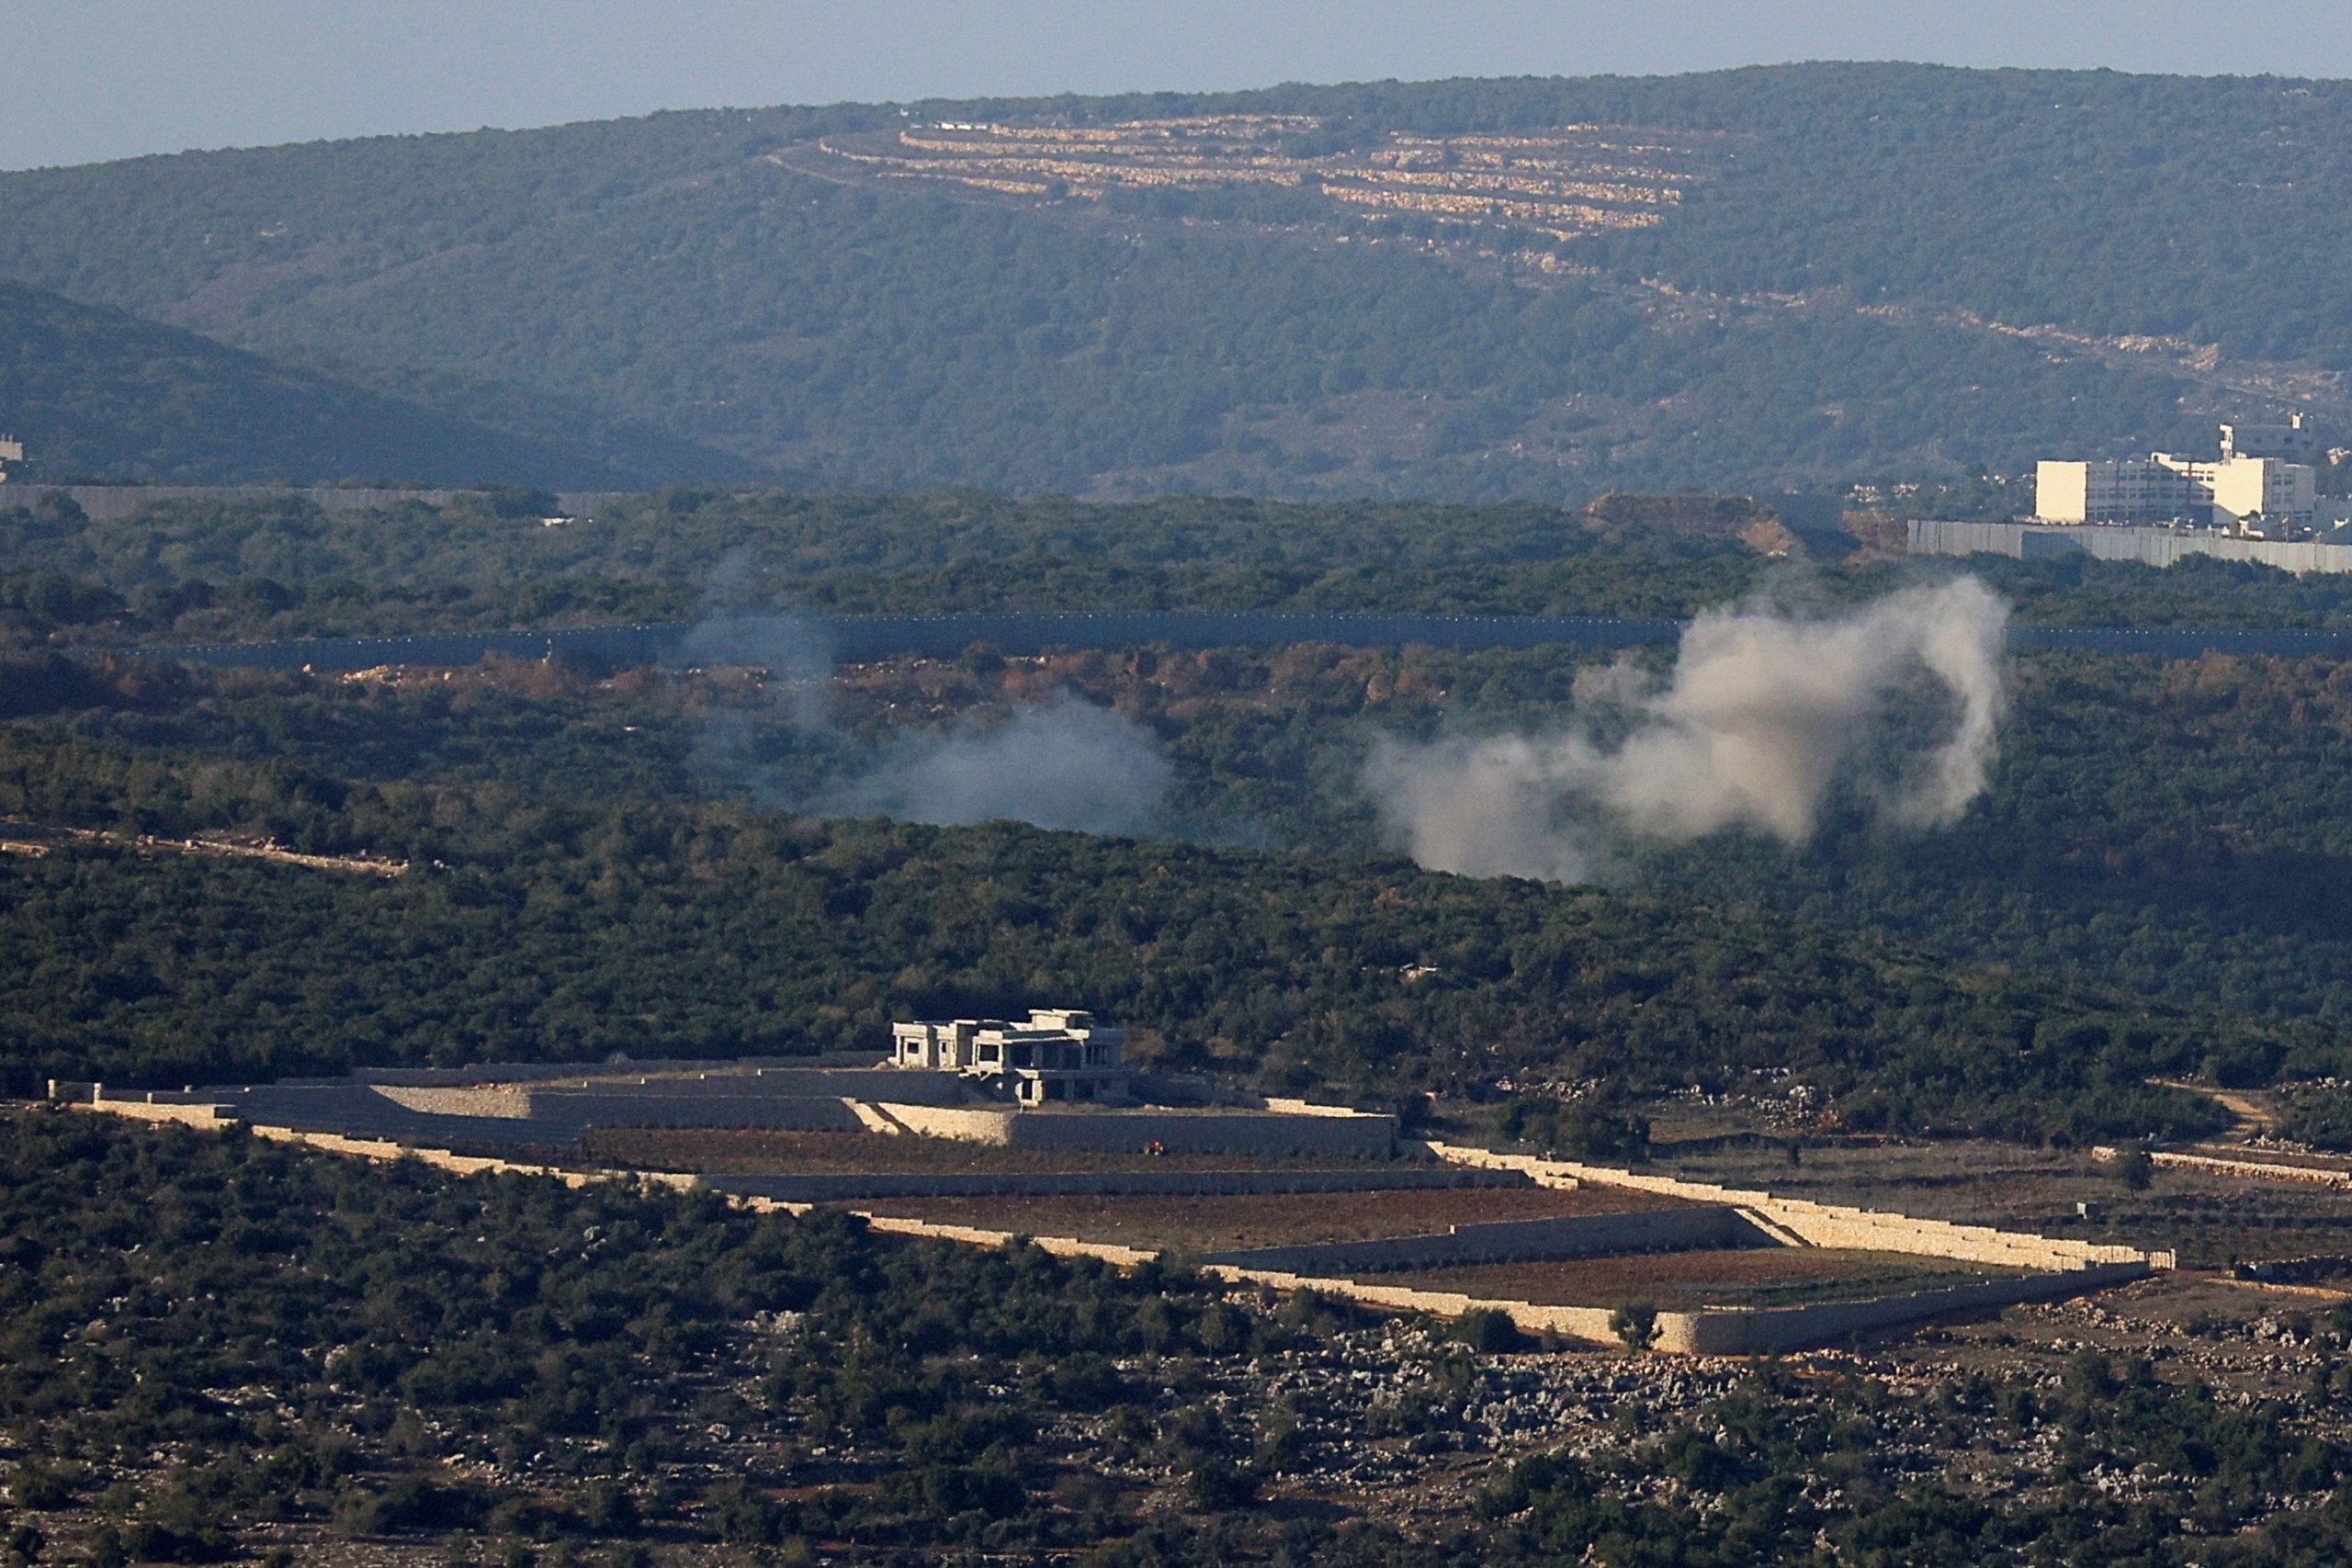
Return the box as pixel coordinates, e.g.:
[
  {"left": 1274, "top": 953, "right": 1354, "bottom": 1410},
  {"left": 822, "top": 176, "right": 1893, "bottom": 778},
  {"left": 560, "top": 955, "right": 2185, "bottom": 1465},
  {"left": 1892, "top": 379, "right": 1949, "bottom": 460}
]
[
  {"left": 6, "top": 64, "right": 2340, "bottom": 492},
  {"left": 17, "top": 485, "right": 2352, "bottom": 650},
  {"left": 0, "top": 281, "right": 744, "bottom": 489}
]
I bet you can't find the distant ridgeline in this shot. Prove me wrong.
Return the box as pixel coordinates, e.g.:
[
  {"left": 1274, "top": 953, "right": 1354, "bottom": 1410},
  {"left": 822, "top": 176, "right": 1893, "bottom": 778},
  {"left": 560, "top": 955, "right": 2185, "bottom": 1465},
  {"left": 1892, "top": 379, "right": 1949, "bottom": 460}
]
[{"left": 4, "top": 65, "right": 2350, "bottom": 494}]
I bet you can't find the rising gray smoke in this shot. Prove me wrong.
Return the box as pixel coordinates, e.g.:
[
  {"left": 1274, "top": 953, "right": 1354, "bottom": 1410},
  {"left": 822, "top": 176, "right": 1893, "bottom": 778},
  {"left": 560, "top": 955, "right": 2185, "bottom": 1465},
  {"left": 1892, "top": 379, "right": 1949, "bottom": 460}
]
[
  {"left": 679, "top": 609, "right": 835, "bottom": 729},
  {"left": 820, "top": 690, "right": 1174, "bottom": 837},
  {"left": 1363, "top": 578, "right": 2009, "bottom": 882}
]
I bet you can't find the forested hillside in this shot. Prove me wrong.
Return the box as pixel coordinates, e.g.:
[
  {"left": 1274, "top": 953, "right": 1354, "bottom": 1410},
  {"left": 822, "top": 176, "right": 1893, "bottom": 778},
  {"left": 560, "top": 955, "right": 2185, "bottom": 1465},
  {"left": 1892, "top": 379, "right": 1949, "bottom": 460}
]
[
  {"left": 19, "top": 485, "right": 2352, "bottom": 650},
  {"left": 0, "top": 716, "right": 2247, "bottom": 1144},
  {"left": 0, "top": 281, "right": 745, "bottom": 489},
  {"left": 1, "top": 65, "right": 2336, "bottom": 494}
]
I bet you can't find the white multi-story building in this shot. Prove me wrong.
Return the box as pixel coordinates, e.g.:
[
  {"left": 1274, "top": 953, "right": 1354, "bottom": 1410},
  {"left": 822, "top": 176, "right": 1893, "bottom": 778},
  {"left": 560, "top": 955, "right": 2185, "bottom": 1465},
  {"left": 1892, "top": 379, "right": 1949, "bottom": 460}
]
[
  {"left": 2036, "top": 423, "right": 2323, "bottom": 535},
  {"left": 2034, "top": 457, "right": 2193, "bottom": 525},
  {"left": 2154, "top": 453, "right": 2317, "bottom": 532},
  {"left": 890, "top": 1008, "right": 1132, "bottom": 1105},
  {"left": 2221, "top": 413, "right": 2321, "bottom": 463}
]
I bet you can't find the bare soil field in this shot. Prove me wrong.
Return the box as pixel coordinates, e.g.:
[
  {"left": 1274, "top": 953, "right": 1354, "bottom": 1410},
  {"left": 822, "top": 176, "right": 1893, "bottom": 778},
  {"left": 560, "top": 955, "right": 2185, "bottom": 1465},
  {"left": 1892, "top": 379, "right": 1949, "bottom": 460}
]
[
  {"left": 580, "top": 1127, "right": 1422, "bottom": 1176},
  {"left": 839, "top": 1183, "right": 1681, "bottom": 1252},
  {"left": 1385, "top": 1247, "right": 2019, "bottom": 1311}
]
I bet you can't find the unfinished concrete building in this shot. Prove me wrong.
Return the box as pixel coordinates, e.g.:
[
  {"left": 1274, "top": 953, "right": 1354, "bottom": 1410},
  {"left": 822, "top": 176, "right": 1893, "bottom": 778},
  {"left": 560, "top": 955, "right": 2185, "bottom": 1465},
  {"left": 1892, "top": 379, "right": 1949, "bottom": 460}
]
[{"left": 891, "top": 1007, "right": 1131, "bottom": 1105}]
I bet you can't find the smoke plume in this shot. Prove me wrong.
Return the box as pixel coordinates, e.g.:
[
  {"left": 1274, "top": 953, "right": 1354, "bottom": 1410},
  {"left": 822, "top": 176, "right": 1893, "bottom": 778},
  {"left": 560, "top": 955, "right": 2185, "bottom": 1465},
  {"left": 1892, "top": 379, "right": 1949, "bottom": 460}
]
[
  {"left": 820, "top": 690, "right": 1173, "bottom": 837},
  {"left": 676, "top": 582, "right": 1174, "bottom": 835},
  {"left": 680, "top": 610, "right": 835, "bottom": 729},
  {"left": 1363, "top": 579, "right": 2008, "bottom": 881}
]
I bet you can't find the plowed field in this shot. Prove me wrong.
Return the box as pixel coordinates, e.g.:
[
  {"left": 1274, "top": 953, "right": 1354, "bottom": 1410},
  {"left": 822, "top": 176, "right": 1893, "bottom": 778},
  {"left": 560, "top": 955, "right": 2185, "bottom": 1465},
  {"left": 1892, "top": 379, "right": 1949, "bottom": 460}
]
[
  {"left": 840, "top": 1184, "right": 1683, "bottom": 1252},
  {"left": 1384, "top": 1248, "right": 2023, "bottom": 1309},
  {"left": 582, "top": 1127, "right": 1419, "bottom": 1175}
]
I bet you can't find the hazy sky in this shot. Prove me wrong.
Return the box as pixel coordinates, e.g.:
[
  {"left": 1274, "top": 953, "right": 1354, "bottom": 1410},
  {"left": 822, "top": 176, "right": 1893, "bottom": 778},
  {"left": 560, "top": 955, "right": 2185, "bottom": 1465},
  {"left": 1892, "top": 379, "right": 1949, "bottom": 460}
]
[{"left": 9, "top": 0, "right": 2351, "bottom": 171}]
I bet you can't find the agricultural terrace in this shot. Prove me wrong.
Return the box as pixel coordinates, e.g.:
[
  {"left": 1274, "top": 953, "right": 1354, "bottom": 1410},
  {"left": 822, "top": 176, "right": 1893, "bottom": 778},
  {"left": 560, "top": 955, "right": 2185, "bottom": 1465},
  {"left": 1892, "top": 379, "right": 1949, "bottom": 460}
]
[
  {"left": 834, "top": 1184, "right": 1682, "bottom": 1254},
  {"left": 805, "top": 114, "right": 1722, "bottom": 243},
  {"left": 582, "top": 1127, "right": 1424, "bottom": 1176},
  {"left": 1384, "top": 1248, "right": 2030, "bottom": 1312}
]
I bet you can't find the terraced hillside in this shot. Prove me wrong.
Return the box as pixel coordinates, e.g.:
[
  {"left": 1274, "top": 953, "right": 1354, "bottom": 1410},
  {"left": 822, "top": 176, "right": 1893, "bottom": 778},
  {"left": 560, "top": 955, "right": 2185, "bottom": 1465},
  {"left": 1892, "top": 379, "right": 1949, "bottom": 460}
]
[{"left": 800, "top": 113, "right": 1718, "bottom": 243}]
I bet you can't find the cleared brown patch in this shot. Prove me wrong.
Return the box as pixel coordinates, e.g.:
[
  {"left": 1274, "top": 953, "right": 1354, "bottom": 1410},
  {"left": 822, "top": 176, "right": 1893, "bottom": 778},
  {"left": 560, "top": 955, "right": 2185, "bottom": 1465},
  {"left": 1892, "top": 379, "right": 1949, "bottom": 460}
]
[
  {"left": 1385, "top": 1248, "right": 2022, "bottom": 1310},
  {"left": 841, "top": 1184, "right": 1682, "bottom": 1253}
]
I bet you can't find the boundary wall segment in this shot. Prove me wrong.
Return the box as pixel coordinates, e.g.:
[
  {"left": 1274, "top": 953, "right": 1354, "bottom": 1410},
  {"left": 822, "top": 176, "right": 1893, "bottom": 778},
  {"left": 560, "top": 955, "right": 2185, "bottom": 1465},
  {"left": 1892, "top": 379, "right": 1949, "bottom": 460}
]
[
  {"left": 92, "top": 1084, "right": 587, "bottom": 1148},
  {"left": 1668, "top": 1261, "right": 2153, "bottom": 1355},
  {"left": 877, "top": 1104, "right": 1016, "bottom": 1143},
  {"left": 518, "top": 1091, "right": 865, "bottom": 1131},
  {"left": 1908, "top": 518, "right": 2352, "bottom": 576},
  {"left": 1426, "top": 1144, "right": 2154, "bottom": 1270},
  {"left": 350, "top": 1055, "right": 826, "bottom": 1088},
  {"left": 525, "top": 1069, "right": 978, "bottom": 1106},
  {"left": 2095, "top": 1144, "right": 2352, "bottom": 1190}
]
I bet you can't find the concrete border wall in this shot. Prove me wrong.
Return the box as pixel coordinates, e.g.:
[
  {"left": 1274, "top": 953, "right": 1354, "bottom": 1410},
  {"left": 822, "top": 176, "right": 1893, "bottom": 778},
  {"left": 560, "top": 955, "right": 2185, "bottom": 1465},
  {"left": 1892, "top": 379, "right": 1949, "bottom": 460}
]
[
  {"left": 1909, "top": 517, "right": 2352, "bottom": 576},
  {"left": 1193, "top": 1206, "right": 1752, "bottom": 1274}
]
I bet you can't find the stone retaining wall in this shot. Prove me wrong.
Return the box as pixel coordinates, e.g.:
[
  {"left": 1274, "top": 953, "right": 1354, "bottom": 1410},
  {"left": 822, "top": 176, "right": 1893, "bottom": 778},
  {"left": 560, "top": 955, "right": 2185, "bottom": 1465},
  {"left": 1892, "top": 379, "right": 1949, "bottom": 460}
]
[
  {"left": 526, "top": 1069, "right": 977, "bottom": 1106},
  {"left": 522, "top": 1090, "right": 866, "bottom": 1131},
  {"left": 1428, "top": 1144, "right": 2154, "bottom": 1270},
  {"left": 2096, "top": 1144, "right": 2352, "bottom": 1189},
  {"left": 1669, "top": 1262, "right": 2154, "bottom": 1355},
  {"left": 876, "top": 1103, "right": 1016, "bottom": 1143},
  {"left": 308, "top": 1055, "right": 818, "bottom": 1089}
]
